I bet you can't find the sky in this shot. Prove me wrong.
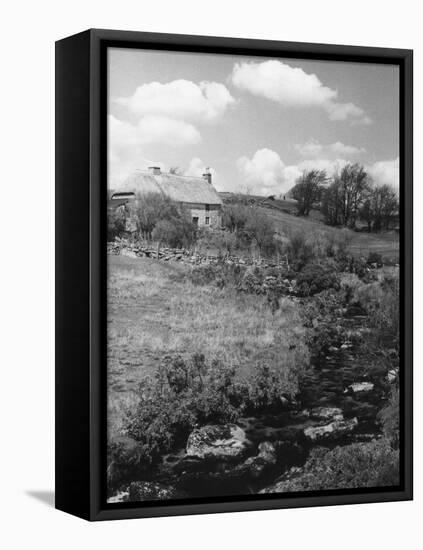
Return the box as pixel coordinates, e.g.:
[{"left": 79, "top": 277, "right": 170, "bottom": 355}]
[{"left": 108, "top": 47, "right": 399, "bottom": 196}]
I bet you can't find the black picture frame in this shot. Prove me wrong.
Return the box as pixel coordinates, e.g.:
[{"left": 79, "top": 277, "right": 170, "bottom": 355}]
[{"left": 55, "top": 28, "right": 413, "bottom": 521}]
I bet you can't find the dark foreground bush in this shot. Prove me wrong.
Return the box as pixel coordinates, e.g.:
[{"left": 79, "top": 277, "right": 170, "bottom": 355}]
[
  {"left": 367, "top": 251, "right": 383, "bottom": 267},
  {"left": 266, "top": 439, "right": 399, "bottom": 492},
  {"left": 378, "top": 387, "right": 400, "bottom": 449},
  {"left": 296, "top": 263, "right": 340, "bottom": 296},
  {"left": 123, "top": 355, "right": 244, "bottom": 470},
  {"left": 113, "top": 353, "right": 302, "bottom": 476},
  {"left": 300, "top": 289, "right": 347, "bottom": 355}
]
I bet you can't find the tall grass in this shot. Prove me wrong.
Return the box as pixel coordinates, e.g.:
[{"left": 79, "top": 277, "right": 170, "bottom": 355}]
[{"left": 107, "top": 255, "right": 309, "bottom": 437}]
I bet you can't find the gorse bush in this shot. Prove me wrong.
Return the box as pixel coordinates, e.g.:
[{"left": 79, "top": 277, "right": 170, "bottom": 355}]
[
  {"left": 246, "top": 364, "right": 298, "bottom": 411},
  {"left": 352, "top": 269, "right": 399, "bottom": 348},
  {"left": 152, "top": 216, "right": 196, "bottom": 248},
  {"left": 270, "top": 439, "right": 399, "bottom": 492},
  {"left": 107, "top": 208, "right": 126, "bottom": 241},
  {"left": 222, "top": 205, "right": 280, "bottom": 258},
  {"left": 295, "top": 263, "right": 340, "bottom": 297},
  {"left": 301, "top": 289, "right": 347, "bottom": 355},
  {"left": 367, "top": 251, "right": 383, "bottom": 266},
  {"left": 377, "top": 387, "right": 399, "bottom": 449},
  {"left": 118, "top": 351, "right": 305, "bottom": 473},
  {"left": 135, "top": 192, "right": 196, "bottom": 247},
  {"left": 196, "top": 228, "right": 238, "bottom": 256},
  {"left": 288, "top": 231, "right": 314, "bottom": 267},
  {"left": 222, "top": 204, "right": 250, "bottom": 233},
  {"left": 125, "top": 354, "right": 243, "bottom": 468},
  {"left": 188, "top": 263, "right": 245, "bottom": 288}
]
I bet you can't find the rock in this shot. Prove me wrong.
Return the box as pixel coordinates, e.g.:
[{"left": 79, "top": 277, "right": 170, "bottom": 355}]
[
  {"left": 186, "top": 424, "right": 250, "bottom": 462},
  {"left": 238, "top": 441, "right": 277, "bottom": 478},
  {"left": 121, "top": 248, "right": 137, "bottom": 258},
  {"left": 340, "top": 343, "right": 352, "bottom": 350},
  {"left": 303, "top": 417, "right": 358, "bottom": 442},
  {"left": 127, "top": 481, "right": 185, "bottom": 502},
  {"left": 107, "top": 490, "right": 129, "bottom": 503},
  {"left": 344, "top": 382, "right": 374, "bottom": 394},
  {"left": 387, "top": 369, "right": 398, "bottom": 383},
  {"left": 308, "top": 407, "right": 344, "bottom": 421}
]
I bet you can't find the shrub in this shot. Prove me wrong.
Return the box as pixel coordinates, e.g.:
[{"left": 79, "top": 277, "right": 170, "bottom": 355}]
[
  {"left": 245, "top": 364, "right": 297, "bottom": 411},
  {"left": 326, "top": 229, "right": 352, "bottom": 257},
  {"left": 135, "top": 192, "right": 181, "bottom": 239},
  {"left": 152, "top": 216, "right": 196, "bottom": 248},
  {"left": 107, "top": 208, "right": 126, "bottom": 241},
  {"left": 242, "top": 209, "right": 276, "bottom": 256},
  {"left": 125, "top": 355, "right": 244, "bottom": 468},
  {"left": 301, "top": 289, "right": 347, "bottom": 355},
  {"left": 352, "top": 269, "right": 399, "bottom": 347},
  {"left": 269, "top": 440, "right": 399, "bottom": 492},
  {"left": 367, "top": 251, "right": 383, "bottom": 266},
  {"left": 188, "top": 263, "right": 245, "bottom": 288},
  {"left": 222, "top": 204, "right": 250, "bottom": 232},
  {"left": 295, "top": 263, "right": 340, "bottom": 296},
  {"left": 287, "top": 231, "right": 314, "bottom": 266},
  {"left": 377, "top": 387, "right": 400, "bottom": 449},
  {"left": 196, "top": 228, "right": 237, "bottom": 256}
]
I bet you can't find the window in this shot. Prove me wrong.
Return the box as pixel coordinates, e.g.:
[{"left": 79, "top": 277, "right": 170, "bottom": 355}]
[
  {"left": 205, "top": 204, "right": 210, "bottom": 211},
  {"left": 192, "top": 217, "right": 199, "bottom": 226},
  {"left": 205, "top": 217, "right": 210, "bottom": 225}
]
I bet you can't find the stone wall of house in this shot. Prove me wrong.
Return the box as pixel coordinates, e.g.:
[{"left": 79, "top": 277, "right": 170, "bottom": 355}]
[{"left": 186, "top": 204, "right": 221, "bottom": 228}]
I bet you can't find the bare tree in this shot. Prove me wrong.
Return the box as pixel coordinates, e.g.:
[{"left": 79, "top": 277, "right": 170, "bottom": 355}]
[
  {"left": 322, "top": 163, "right": 370, "bottom": 228},
  {"left": 359, "top": 184, "right": 399, "bottom": 232},
  {"left": 291, "top": 169, "right": 327, "bottom": 216}
]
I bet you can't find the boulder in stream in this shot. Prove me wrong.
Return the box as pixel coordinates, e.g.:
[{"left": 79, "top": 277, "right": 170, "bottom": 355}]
[
  {"left": 186, "top": 424, "right": 251, "bottom": 462},
  {"left": 303, "top": 407, "right": 344, "bottom": 422},
  {"left": 304, "top": 417, "right": 358, "bottom": 442},
  {"left": 387, "top": 369, "right": 398, "bottom": 383},
  {"left": 238, "top": 441, "right": 277, "bottom": 478},
  {"left": 344, "top": 382, "right": 374, "bottom": 394}
]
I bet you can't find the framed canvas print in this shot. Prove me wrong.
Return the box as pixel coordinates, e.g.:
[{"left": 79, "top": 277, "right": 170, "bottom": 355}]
[{"left": 55, "top": 29, "right": 413, "bottom": 521}]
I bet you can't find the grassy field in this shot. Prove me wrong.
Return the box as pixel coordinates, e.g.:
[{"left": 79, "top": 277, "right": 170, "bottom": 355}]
[
  {"left": 260, "top": 206, "right": 399, "bottom": 261},
  {"left": 221, "top": 193, "right": 399, "bottom": 261},
  {"left": 107, "top": 254, "right": 307, "bottom": 437}
]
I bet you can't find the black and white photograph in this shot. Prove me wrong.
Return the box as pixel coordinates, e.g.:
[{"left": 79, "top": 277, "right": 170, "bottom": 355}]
[{"left": 106, "top": 46, "right": 401, "bottom": 504}]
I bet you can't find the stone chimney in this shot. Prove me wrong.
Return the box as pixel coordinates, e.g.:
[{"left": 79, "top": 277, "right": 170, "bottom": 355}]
[
  {"left": 148, "top": 166, "right": 161, "bottom": 175},
  {"left": 202, "top": 167, "right": 212, "bottom": 184}
]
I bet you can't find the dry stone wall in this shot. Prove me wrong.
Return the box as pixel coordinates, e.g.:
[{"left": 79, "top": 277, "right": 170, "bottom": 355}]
[{"left": 107, "top": 238, "right": 289, "bottom": 269}]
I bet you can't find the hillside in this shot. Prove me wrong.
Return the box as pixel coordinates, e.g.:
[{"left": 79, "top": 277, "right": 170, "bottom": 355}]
[{"left": 219, "top": 192, "right": 399, "bottom": 261}]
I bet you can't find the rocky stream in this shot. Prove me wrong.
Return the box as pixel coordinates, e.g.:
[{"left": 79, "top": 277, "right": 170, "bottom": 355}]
[{"left": 108, "top": 305, "right": 397, "bottom": 503}]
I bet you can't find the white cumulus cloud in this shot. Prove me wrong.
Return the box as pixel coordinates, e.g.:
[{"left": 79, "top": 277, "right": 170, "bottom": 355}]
[
  {"left": 116, "top": 79, "right": 235, "bottom": 122},
  {"left": 367, "top": 157, "right": 399, "bottom": 188},
  {"left": 237, "top": 148, "right": 301, "bottom": 195},
  {"left": 231, "top": 60, "right": 371, "bottom": 125},
  {"left": 109, "top": 114, "right": 201, "bottom": 150},
  {"left": 295, "top": 139, "right": 366, "bottom": 158}
]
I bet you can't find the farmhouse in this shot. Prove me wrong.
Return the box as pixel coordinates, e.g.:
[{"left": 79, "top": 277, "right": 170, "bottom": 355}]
[{"left": 109, "top": 166, "right": 223, "bottom": 228}]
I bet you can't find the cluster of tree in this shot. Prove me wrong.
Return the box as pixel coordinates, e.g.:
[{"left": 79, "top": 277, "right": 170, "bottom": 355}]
[
  {"left": 290, "top": 163, "right": 399, "bottom": 232},
  {"left": 291, "top": 170, "right": 327, "bottom": 216}
]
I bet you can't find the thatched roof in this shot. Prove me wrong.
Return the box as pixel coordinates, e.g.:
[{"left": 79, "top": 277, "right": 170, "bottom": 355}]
[{"left": 117, "top": 170, "right": 222, "bottom": 206}]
